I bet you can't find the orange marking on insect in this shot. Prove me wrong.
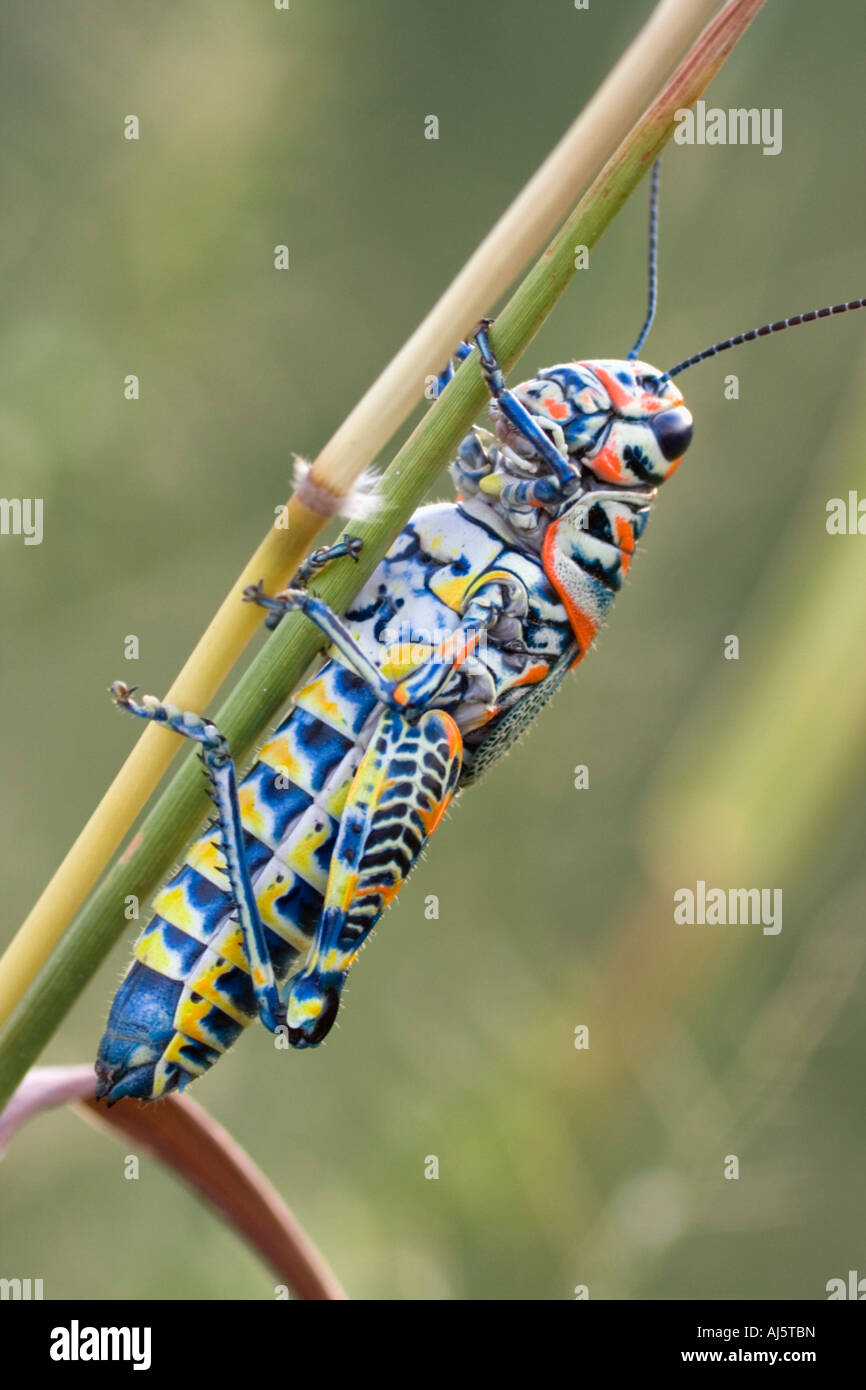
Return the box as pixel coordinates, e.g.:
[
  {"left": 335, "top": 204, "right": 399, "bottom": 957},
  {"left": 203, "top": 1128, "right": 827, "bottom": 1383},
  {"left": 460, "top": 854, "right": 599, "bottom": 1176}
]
[
  {"left": 355, "top": 880, "right": 402, "bottom": 909},
  {"left": 586, "top": 365, "right": 632, "bottom": 412},
  {"left": 439, "top": 628, "right": 480, "bottom": 670},
  {"left": 336, "top": 871, "right": 360, "bottom": 914},
  {"left": 614, "top": 515, "right": 635, "bottom": 553},
  {"left": 542, "top": 395, "right": 570, "bottom": 420},
  {"left": 614, "top": 514, "right": 635, "bottom": 574},
  {"left": 419, "top": 792, "right": 453, "bottom": 837},
  {"left": 519, "top": 663, "right": 549, "bottom": 685},
  {"left": 439, "top": 715, "right": 463, "bottom": 758},
  {"left": 542, "top": 520, "right": 599, "bottom": 667},
  {"left": 568, "top": 607, "right": 597, "bottom": 663},
  {"left": 590, "top": 444, "right": 625, "bottom": 483}
]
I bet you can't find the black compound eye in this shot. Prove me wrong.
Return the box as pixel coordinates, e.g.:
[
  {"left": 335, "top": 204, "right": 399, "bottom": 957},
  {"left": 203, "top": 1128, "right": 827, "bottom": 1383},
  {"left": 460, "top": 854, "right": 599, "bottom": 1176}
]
[{"left": 651, "top": 407, "right": 694, "bottom": 463}]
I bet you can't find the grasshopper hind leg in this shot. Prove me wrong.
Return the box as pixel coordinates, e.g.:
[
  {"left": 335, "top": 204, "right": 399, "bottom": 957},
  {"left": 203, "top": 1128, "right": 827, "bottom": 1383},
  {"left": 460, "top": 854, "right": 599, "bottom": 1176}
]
[{"left": 284, "top": 706, "right": 463, "bottom": 1047}]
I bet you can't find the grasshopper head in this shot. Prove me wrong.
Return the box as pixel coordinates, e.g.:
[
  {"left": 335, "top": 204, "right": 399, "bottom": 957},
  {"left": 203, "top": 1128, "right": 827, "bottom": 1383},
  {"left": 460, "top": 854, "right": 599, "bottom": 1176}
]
[{"left": 511, "top": 358, "right": 693, "bottom": 486}]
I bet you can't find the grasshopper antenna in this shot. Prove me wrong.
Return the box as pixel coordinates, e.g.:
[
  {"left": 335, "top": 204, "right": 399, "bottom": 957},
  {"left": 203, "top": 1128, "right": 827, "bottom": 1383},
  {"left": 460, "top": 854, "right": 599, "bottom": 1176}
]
[
  {"left": 665, "top": 299, "right": 866, "bottom": 378},
  {"left": 626, "top": 157, "right": 661, "bottom": 361}
]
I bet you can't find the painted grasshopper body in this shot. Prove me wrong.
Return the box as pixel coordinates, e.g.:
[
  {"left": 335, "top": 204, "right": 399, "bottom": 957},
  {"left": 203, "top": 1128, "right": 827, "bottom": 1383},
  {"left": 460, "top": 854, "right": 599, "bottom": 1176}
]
[
  {"left": 96, "top": 334, "right": 692, "bottom": 1102},
  {"left": 95, "top": 154, "right": 863, "bottom": 1104}
]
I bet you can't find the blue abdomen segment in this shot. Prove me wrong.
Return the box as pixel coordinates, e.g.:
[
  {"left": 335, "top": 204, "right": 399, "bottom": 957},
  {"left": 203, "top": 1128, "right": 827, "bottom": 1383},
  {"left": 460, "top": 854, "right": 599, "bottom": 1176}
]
[{"left": 96, "top": 661, "right": 379, "bottom": 1102}]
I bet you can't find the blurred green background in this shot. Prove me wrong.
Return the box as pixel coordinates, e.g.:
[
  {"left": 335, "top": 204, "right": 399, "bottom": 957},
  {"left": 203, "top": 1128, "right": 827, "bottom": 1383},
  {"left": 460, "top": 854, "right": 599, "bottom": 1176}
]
[{"left": 1, "top": 0, "right": 865, "bottom": 1300}]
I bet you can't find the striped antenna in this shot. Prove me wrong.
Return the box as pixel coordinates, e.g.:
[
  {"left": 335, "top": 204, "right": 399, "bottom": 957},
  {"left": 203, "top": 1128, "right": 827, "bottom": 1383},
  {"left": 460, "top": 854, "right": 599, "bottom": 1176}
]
[
  {"left": 627, "top": 158, "right": 662, "bottom": 361},
  {"left": 666, "top": 299, "right": 866, "bottom": 378}
]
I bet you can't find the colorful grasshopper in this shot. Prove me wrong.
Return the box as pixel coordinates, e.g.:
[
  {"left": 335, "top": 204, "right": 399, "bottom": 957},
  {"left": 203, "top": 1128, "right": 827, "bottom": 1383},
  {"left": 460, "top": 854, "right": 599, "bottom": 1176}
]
[{"left": 95, "top": 163, "right": 865, "bottom": 1103}]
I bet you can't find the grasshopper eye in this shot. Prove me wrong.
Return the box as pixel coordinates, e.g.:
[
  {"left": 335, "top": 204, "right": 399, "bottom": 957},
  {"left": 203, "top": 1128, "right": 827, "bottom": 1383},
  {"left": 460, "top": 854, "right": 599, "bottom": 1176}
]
[
  {"left": 651, "top": 405, "right": 694, "bottom": 462},
  {"left": 636, "top": 374, "right": 660, "bottom": 392}
]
